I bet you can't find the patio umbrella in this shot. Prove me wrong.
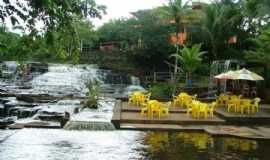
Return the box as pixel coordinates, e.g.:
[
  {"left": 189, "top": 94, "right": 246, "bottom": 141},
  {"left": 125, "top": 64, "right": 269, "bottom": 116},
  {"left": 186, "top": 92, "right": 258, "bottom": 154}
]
[
  {"left": 214, "top": 70, "right": 235, "bottom": 80},
  {"left": 232, "top": 68, "right": 264, "bottom": 81}
]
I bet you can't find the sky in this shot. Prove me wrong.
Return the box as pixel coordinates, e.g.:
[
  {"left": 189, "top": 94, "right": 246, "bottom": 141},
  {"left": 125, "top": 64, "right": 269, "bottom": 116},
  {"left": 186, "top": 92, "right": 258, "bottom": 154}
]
[
  {"left": 3, "top": 0, "right": 210, "bottom": 32},
  {"left": 92, "top": 0, "right": 168, "bottom": 27},
  {"left": 92, "top": 0, "right": 210, "bottom": 28}
]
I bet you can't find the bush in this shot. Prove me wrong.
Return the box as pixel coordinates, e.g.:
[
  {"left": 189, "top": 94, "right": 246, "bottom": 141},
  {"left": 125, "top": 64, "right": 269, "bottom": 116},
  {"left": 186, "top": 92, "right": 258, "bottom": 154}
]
[
  {"left": 149, "top": 83, "right": 174, "bottom": 100},
  {"left": 83, "top": 78, "right": 100, "bottom": 108}
]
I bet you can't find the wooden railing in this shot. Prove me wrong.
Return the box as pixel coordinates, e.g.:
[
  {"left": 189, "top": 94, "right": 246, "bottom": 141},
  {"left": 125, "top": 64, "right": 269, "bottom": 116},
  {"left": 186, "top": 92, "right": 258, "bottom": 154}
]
[{"left": 142, "top": 72, "right": 183, "bottom": 85}]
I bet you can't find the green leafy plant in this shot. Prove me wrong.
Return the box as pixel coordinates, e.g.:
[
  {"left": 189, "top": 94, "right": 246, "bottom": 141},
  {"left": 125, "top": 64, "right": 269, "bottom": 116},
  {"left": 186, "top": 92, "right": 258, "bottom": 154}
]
[
  {"left": 149, "top": 83, "right": 174, "bottom": 100},
  {"left": 170, "top": 44, "right": 206, "bottom": 86},
  {"left": 84, "top": 78, "right": 100, "bottom": 108},
  {"left": 245, "top": 27, "right": 270, "bottom": 67}
]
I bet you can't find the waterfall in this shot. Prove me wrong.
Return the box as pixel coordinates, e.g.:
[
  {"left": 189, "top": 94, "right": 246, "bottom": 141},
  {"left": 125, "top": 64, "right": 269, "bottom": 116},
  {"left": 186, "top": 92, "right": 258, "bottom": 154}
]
[
  {"left": 131, "top": 76, "right": 140, "bottom": 86},
  {"left": 30, "top": 64, "right": 100, "bottom": 96},
  {"left": 1, "top": 63, "right": 143, "bottom": 131}
]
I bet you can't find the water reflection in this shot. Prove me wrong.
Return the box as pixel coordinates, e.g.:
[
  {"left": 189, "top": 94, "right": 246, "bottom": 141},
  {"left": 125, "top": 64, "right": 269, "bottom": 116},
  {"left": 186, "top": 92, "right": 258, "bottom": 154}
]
[
  {"left": 141, "top": 132, "right": 270, "bottom": 160},
  {"left": 1, "top": 129, "right": 270, "bottom": 160}
]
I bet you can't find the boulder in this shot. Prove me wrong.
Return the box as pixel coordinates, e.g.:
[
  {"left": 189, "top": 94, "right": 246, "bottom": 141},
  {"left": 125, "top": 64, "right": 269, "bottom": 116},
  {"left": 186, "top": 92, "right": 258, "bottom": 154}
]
[
  {"left": 81, "top": 99, "right": 98, "bottom": 109},
  {"left": 16, "top": 94, "right": 59, "bottom": 103}
]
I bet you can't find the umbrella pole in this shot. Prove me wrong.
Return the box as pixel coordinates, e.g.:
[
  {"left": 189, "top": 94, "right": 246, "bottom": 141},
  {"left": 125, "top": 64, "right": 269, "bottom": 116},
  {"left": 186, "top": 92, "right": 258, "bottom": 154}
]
[{"left": 217, "top": 80, "right": 221, "bottom": 95}]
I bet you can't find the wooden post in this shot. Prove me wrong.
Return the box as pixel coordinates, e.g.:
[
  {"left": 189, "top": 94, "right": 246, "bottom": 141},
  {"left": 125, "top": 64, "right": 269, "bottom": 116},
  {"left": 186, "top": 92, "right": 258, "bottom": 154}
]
[{"left": 153, "top": 72, "right": 157, "bottom": 83}]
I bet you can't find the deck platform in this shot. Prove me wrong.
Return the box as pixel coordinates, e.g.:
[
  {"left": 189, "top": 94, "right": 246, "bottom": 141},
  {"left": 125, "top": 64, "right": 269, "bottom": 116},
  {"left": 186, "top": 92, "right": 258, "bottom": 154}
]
[
  {"left": 112, "top": 101, "right": 225, "bottom": 129},
  {"left": 111, "top": 101, "right": 270, "bottom": 140},
  {"left": 215, "top": 107, "right": 270, "bottom": 124}
]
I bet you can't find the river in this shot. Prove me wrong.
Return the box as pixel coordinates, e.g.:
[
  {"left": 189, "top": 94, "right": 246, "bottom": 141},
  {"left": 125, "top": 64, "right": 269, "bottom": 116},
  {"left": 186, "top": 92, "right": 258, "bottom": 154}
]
[{"left": 0, "top": 63, "right": 270, "bottom": 160}]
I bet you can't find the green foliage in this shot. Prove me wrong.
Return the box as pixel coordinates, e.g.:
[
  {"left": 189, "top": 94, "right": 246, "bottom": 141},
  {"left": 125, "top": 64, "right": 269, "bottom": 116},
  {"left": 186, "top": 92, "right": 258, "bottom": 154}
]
[
  {"left": 171, "top": 44, "right": 205, "bottom": 74},
  {"left": 149, "top": 83, "right": 174, "bottom": 100},
  {"left": 245, "top": 26, "right": 270, "bottom": 67},
  {"left": 84, "top": 78, "right": 100, "bottom": 107},
  {"left": 0, "top": 17, "right": 99, "bottom": 63},
  {"left": 170, "top": 44, "right": 205, "bottom": 86},
  {"left": 97, "top": 7, "right": 174, "bottom": 70},
  {"left": 0, "top": 0, "right": 105, "bottom": 63},
  {"left": 1, "top": 0, "right": 270, "bottom": 71},
  {"left": 0, "top": 0, "right": 106, "bottom": 34},
  {"left": 200, "top": 1, "right": 244, "bottom": 59}
]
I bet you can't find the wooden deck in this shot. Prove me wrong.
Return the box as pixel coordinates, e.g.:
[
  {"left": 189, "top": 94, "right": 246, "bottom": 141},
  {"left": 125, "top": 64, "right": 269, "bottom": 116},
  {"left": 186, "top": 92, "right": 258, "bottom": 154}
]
[
  {"left": 215, "top": 107, "right": 270, "bottom": 124},
  {"left": 111, "top": 101, "right": 270, "bottom": 140},
  {"left": 112, "top": 101, "right": 225, "bottom": 129}
]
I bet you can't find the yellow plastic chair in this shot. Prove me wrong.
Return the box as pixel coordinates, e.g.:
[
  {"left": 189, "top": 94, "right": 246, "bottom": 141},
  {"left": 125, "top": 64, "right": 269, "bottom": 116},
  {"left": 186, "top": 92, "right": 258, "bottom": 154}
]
[
  {"left": 182, "top": 96, "right": 193, "bottom": 108},
  {"left": 179, "top": 92, "right": 189, "bottom": 97},
  {"left": 135, "top": 92, "right": 145, "bottom": 106},
  {"left": 178, "top": 95, "right": 186, "bottom": 107},
  {"left": 128, "top": 94, "right": 138, "bottom": 105},
  {"left": 128, "top": 91, "right": 143, "bottom": 105},
  {"left": 140, "top": 106, "right": 148, "bottom": 117},
  {"left": 150, "top": 101, "right": 162, "bottom": 119},
  {"left": 251, "top": 98, "right": 261, "bottom": 113},
  {"left": 160, "top": 101, "right": 171, "bottom": 117},
  {"left": 228, "top": 95, "right": 238, "bottom": 102},
  {"left": 173, "top": 96, "right": 181, "bottom": 107},
  {"left": 138, "top": 93, "right": 151, "bottom": 106},
  {"left": 216, "top": 94, "right": 229, "bottom": 107},
  {"left": 186, "top": 101, "right": 196, "bottom": 116},
  {"left": 198, "top": 103, "right": 209, "bottom": 119},
  {"left": 141, "top": 100, "right": 158, "bottom": 118},
  {"left": 207, "top": 102, "right": 216, "bottom": 118},
  {"left": 187, "top": 100, "right": 200, "bottom": 118},
  {"left": 176, "top": 92, "right": 190, "bottom": 107},
  {"left": 227, "top": 98, "right": 240, "bottom": 113},
  {"left": 240, "top": 99, "right": 252, "bottom": 114}
]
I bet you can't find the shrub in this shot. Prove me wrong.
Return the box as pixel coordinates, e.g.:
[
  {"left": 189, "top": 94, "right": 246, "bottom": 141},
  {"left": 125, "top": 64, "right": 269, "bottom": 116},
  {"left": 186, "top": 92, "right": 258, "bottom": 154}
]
[{"left": 149, "top": 83, "right": 174, "bottom": 100}]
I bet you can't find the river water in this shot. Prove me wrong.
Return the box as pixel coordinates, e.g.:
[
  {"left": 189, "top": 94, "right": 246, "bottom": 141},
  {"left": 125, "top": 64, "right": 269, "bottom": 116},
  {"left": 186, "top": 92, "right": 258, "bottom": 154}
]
[{"left": 0, "top": 63, "right": 270, "bottom": 160}]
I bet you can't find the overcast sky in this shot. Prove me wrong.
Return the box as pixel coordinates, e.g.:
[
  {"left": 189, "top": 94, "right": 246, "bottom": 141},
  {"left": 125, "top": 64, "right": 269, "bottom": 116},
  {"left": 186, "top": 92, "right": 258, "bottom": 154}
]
[
  {"left": 4, "top": 0, "right": 210, "bottom": 32},
  {"left": 92, "top": 0, "right": 168, "bottom": 27},
  {"left": 92, "top": 0, "right": 210, "bottom": 28}
]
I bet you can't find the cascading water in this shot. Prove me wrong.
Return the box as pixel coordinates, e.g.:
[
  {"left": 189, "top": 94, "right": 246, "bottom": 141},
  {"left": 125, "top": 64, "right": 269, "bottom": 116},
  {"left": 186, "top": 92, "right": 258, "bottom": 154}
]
[
  {"left": 30, "top": 64, "right": 100, "bottom": 96},
  {"left": 0, "top": 62, "right": 145, "bottom": 130},
  {"left": 29, "top": 64, "right": 116, "bottom": 130}
]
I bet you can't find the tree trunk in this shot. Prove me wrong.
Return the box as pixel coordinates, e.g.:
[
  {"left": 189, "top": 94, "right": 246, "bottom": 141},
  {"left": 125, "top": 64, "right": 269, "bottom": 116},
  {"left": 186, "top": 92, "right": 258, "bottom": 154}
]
[
  {"left": 186, "top": 72, "right": 192, "bottom": 87},
  {"left": 212, "top": 42, "right": 217, "bottom": 60}
]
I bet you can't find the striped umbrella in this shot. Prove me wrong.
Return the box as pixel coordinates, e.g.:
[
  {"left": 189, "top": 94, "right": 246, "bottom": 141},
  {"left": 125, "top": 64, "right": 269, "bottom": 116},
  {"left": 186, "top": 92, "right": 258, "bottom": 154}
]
[
  {"left": 232, "top": 68, "right": 264, "bottom": 81},
  {"left": 214, "top": 70, "right": 235, "bottom": 80}
]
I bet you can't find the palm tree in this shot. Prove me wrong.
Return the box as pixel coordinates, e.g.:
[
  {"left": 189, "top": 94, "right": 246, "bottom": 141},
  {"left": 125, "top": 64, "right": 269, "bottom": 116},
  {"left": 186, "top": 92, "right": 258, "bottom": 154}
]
[
  {"left": 245, "top": 27, "right": 270, "bottom": 68},
  {"left": 167, "top": 0, "right": 201, "bottom": 92},
  {"left": 201, "top": 1, "right": 242, "bottom": 60},
  {"left": 171, "top": 44, "right": 206, "bottom": 86}
]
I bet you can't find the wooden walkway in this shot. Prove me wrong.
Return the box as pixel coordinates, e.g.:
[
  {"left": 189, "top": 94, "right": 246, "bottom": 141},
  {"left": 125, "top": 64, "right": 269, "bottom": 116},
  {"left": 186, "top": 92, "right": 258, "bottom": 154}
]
[{"left": 111, "top": 101, "right": 270, "bottom": 140}]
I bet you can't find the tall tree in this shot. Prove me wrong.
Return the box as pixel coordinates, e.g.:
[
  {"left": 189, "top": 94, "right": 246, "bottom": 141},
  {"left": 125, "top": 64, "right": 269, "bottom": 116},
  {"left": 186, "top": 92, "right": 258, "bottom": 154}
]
[
  {"left": 167, "top": 0, "right": 189, "bottom": 85},
  {"left": 0, "top": 0, "right": 106, "bottom": 63},
  {"left": 201, "top": 1, "right": 243, "bottom": 60},
  {"left": 245, "top": 26, "right": 270, "bottom": 68},
  {"left": 0, "top": 0, "right": 105, "bottom": 33}
]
